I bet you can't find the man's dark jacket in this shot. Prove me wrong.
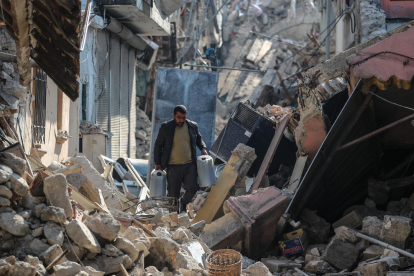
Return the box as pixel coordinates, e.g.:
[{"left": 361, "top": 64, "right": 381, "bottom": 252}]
[{"left": 154, "top": 119, "right": 207, "bottom": 169}]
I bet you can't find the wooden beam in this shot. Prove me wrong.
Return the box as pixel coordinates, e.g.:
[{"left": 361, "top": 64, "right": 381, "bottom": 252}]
[
  {"left": 248, "top": 115, "right": 290, "bottom": 193},
  {"left": 339, "top": 112, "right": 414, "bottom": 151},
  {"left": 10, "top": 0, "right": 31, "bottom": 86}
]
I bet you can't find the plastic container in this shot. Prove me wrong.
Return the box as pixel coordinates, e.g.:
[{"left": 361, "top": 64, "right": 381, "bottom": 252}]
[
  {"left": 150, "top": 169, "right": 167, "bottom": 197},
  {"left": 205, "top": 249, "right": 242, "bottom": 276},
  {"left": 197, "top": 155, "right": 216, "bottom": 187}
]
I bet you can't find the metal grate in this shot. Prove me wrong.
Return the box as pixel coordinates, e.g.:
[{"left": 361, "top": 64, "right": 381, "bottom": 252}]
[
  {"left": 232, "top": 104, "right": 261, "bottom": 131},
  {"left": 33, "top": 69, "right": 47, "bottom": 144}
]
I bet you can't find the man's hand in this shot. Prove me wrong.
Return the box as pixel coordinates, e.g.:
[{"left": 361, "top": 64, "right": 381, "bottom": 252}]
[
  {"left": 155, "top": 165, "right": 162, "bottom": 171},
  {"left": 201, "top": 149, "right": 208, "bottom": 156}
]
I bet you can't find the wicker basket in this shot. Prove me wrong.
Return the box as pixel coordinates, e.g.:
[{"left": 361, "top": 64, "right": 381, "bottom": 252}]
[{"left": 205, "top": 249, "right": 242, "bottom": 276}]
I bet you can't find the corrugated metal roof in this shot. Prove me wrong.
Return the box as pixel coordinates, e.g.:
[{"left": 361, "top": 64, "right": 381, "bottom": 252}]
[
  {"left": 350, "top": 27, "right": 414, "bottom": 92},
  {"left": 287, "top": 81, "right": 377, "bottom": 221},
  {"left": 315, "top": 77, "right": 348, "bottom": 101}
]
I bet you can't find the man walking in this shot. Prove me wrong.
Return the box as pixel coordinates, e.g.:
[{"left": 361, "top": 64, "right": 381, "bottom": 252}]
[{"left": 154, "top": 105, "right": 208, "bottom": 211}]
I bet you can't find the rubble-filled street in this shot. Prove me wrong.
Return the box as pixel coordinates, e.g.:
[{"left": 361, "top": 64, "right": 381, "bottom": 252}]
[{"left": 0, "top": 0, "right": 413, "bottom": 275}]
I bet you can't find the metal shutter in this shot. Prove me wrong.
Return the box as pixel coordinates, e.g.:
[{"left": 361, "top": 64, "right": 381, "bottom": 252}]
[
  {"left": 119, "top": 43, "right": 130, "bottom": 158},
  {"left": 110, "top": 35, "right": 121, "bottom": 160},
  {"left": 128, "top": 47, "right": 137, "bottom": 158}
]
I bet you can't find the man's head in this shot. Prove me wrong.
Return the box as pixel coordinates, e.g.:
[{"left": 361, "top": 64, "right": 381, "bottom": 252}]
[{"left": 173, "top": 105, "right": 187, "bottom": 127}]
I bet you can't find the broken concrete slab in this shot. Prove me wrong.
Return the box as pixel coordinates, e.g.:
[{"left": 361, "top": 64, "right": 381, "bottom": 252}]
[
  {"left": 145, "top": 237, "right": 180, "bottom": 271},
  {"left": 10, "top": 173, "right": 29, "bottom": 197},
  {"left": 0, "top": 165, "right": 13, "bottom": 183},
  {"left": 380, "top": 215, "right": 411, "bottom": 249},
  {"left": 304, "top": 260, "right": 337, "bottom": 273},
  {"left": 66, "top": 220, "right": 101, "bottom": 254},
  {"left": 263, "top": 259, "right": 301, "bottom": 273},
  {"left": 41, "top": 206, "right": 67, "bottom": 224},
  {"left": 0, "top": 152, "right": 26, "bottom": 176},
  {"left": 300, "top": 208, "right": 331, "bottom": 244},
  {"left": 0, "top": 186, "right": 12, "bottom": 199},
  {"left": 29, "top": 239, "right": 51, "bottom": 257},
  {"left": 192, "top": 144, "right": 256, "bottom": 225},
  {"left": 44, "top": 221, "right": 65, "bottom": 246},
  {"left": 39, "top": 244, "right": 68, "bottom": 267},
  {"left": 361, "top": 216, "right": 383, "bottom": 240},
  {"left": 114, "top": 237, "right": 139, "bottom": 263},
  {"left": 321, "top": 236, "right": 359, "bottom": 271},
  {"left": 0, "top": 212, "right": 29, "bottom": 236},
  {"left": 85, "top": 213, "right": 121, "bottom": 241},
  {"left": 96, "top": 254, "right": 133, "bottom": 274},
  {"left": 53, "top": 261, "right": 82, "bottom": 276},
  {"left": 243, "top": 262, "right": 272, "bottom": 276},
  {"left": 43, "top": 174, "right": 73, "bottom": 219},
  {"left": 363, "top": 245, "right": 385, "bottom": 260}
]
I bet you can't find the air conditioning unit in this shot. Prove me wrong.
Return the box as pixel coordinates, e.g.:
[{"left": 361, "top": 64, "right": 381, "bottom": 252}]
[
  {"left": 137, "top": 38, "right": 159, "bottom": 70},
  {"left": 210, "top": 102, "right": 297, "bottom": 177}
]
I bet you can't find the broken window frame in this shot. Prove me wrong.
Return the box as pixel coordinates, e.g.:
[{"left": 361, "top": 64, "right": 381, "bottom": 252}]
[{"left": 32, "top": 68, "right": 47, "bottom": 145}]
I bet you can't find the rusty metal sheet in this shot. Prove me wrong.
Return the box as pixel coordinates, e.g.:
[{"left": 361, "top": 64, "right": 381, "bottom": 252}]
[
  {"left": 382, "top": 0, "right": 414, "bottom": 19},
  {"left": 350, "top": 27, "right": 414, "bottom": 92}
]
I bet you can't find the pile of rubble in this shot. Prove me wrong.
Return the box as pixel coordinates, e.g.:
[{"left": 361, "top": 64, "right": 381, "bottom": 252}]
[
  {"left": 135, "top": 109, "right": 152, "bottom": 160},
  {"left": 257, "top": 104, "right": 293, "bottom": 124}
]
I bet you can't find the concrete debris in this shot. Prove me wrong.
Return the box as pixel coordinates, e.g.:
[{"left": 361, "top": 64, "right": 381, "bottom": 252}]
[
  {"left": 79, "top": 120, "right": 104, "bottom": 134},
  {"left": 66, "top": 220, "right": 102, "bottom": 253},
  {"left": 85, "top": 213, "right": 121, "bottom": 241},
  {"left": 321, "top": 236, "right": 359, "bottom": 271},
  {"left": 380, "top": 215, "right": 412, "bottom": 249},
  {"left": 43, "top": 174, "right": 73, "bottom": 219}
]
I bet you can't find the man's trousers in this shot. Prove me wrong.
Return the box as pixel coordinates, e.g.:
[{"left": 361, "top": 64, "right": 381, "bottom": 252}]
[{"left": 166, "top": 162, "right": 199, "bottom": 207}]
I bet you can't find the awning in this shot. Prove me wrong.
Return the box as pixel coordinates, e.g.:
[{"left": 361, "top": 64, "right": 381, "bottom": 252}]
[{"left": 349, "top": 27, "right": 414, "bottom": 92}]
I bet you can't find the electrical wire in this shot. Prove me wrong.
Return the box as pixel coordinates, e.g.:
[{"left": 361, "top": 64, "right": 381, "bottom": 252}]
[
  {"left": 368, "top": 92, "right": 414, "bottom": 112},
  {"left": 351, "top": 51, "right": 414, "bottom": 68}
]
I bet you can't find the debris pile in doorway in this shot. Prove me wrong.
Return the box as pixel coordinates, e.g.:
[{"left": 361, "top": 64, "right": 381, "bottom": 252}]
[{"left": 135, "top": 109, "right": 152, "bottom": 160}]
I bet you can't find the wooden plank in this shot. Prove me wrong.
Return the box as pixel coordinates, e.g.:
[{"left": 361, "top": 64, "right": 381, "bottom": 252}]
[
  {"left": 287, "top": 155, "right": 308, "bottom": 192},
  {"left": 191, "top": 152, "right": 240, "bottom": 224},
  {"left": 10, "top": 0, "right": 31, "bottom": 86},
  {"left": 246, "top": 38, "right": 263, "bottom": 63},
  {"left": 248, "top": 115, "right": 290, "bottom": 193},
  {"left": 132, "top": 218, "right": 157, "bottom": 237},
  {"left": 98, "top": 189, "right": 110, "bottom": 213},
  {"left": 68, "top": 183, "right": 98, "bottom": 212},
  {"left": 55, "top": 164, "right": 82, "bottom": 175},
  {"left": 255, "top": 40, "right": 273, "bottom": 64}
]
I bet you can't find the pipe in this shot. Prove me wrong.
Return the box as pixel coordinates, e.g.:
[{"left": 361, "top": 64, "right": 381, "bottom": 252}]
[
  {"left": 325, "top": 0, "right": 331, "bottom": 60},
  {"left": 347, "top": 227, "right": 414, "bottom": 260},
  {"left": 183, "top": 63, "right": 265, "bottom": 73},
  {"left": 106, "top": 16, "right": 146, "bottom": 51}
]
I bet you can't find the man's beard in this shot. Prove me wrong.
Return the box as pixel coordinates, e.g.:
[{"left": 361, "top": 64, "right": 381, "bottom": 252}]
[{"left": 175, "top": 120, "right": 184, "bottom": 127}]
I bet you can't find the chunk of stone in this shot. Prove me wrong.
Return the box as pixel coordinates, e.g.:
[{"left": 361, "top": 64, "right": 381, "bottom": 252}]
[
  {"left": 0, "top": 197, "right": 10, "bottom": 207},
  {"left": 132, "top": 240, "right": 150, "bottom": 257},
  {"left": 66, "top": 220, "right": 101, "bottom": 253},
  {"left": 41, "top": 206, "right": 66, "bottom": 224},
  {"left": 305, "top": 254, "right": 321, "bottom": 262},
  {"left": 0, "top": 165, "right": 13, "bottom": 183},
  {"left": 0, "top": 260, "right": 12, "bottom": 275},
  {"left": 154, "top": 226, "right": 173, "bottom": 240},
  {"left": 172, "top": 228, "right": 192, "bottom": 243},
  {"left": 189, "top": 220, "right": 206, "bottom": 236},
  {"left": 356, "top": 239, "right": 370, "bottom": 252},
  {"left": 82, "top": 266, "right": 105, "bottom": 276},
  {"left": 361, "top": 216, "right": 383, "bottom": 240},
  {"left": 34, "top": 204, "right": 47, "bottom": 218},
  {"left": 29, "top": 238, "right": 51, "bottom": 256},
  {"left": 178, "top": 213, "right": 191, "bottom": 228},
  {"left": 363, "top": 245, "right": 384, "bottom": 260},
  {"left": 300, "top": 208, "right": 331, "bottom": 244},
  {"left": 18, "top": 210, "right": 31, "bottom": 219},
  {"left": 85, "top": 213, "right": 120, "bottom": 241},
  {"left": 24, "top": 255, "right": 39, "bottom": 267},
  {"left": 96, "top": 255, "right": 133, "bottom": 274},
  {"left": 380, "top": 215, "right": 411, "bottom": 249},
  {"left": 365, "top": 198, "right": 376, "bottom": 209},
  {"left": 0, "top": 212, "right": 29, "bottom": 236},
  {"left": 305, "top": 260, "right": 336, "bottom": 273},
  {"left": 356, "top": 259, "right": 390, "bottom": 276},
  {"left": 44, "top": 221, "right": 65, "bottom": 246},
  {"left": 43, "top": 174, "right": 73, "bottom": 219},
  {"left": 39, "top": 244, "right": 68, "bottom": 267},
  {"left": 263, "top": 259, "right": 301, "bottom": 273},
  {"left": 321, "top": 236, "right": 359, "bottom": 271},
  {"left": 32, "top": 226, "right": 44, "bottom": 238},
  {"left": 146, "top": 237, "right": 180, "bottom": 271},
  {"left": 176, "top": 248, "right": 201, "bottom": 270},
  {"left": 53, "top": 261, "right": 81, "bottom": 276},
  {"left": 10, "top": 173, "right": 29, "bottom": 196},
  {"left": 114, "top": 237, "right": 139, "bottom": 262},
  {"left": 62, "top": 242, "right": 86, "bottom": 263},
  {"left": 383, "top": 249, "right": 399, "bottom": 258},
  {"left": 9, "top": 261, "right": 36, "bottom": 276},
  {"left": 124, "top": 226, "right": 151, "bottom": 249},
  {"left": 144, "top": 266, "right": 163, "bottom": 276},
  {"left": 334, "top": 226, "right": 359, "bottom": 243},
  {"left": 0, "top": 152, "right": 26, "bottom": 176}
]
